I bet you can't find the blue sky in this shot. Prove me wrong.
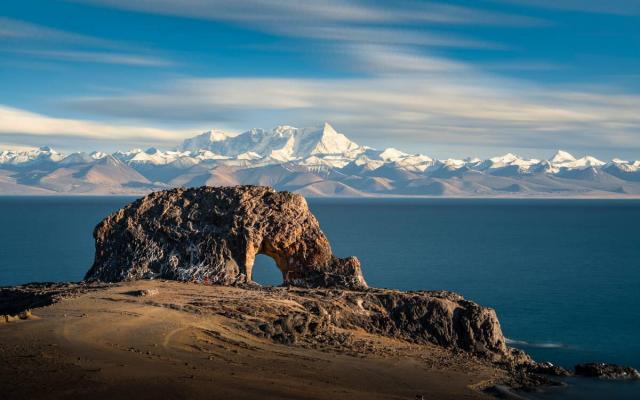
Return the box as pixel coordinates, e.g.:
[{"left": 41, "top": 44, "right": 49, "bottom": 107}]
[{"left": 1, "top": 0, "right": 639, "bottom": 159}]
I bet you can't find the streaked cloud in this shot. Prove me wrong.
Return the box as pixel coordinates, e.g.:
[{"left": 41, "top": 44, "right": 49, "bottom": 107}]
[
  {"left": 0, "top": 105, "right": 193, "bottom": 143},
  {"left": 72, "top": 0, "right": 544, "bottom": 54},
  {"left": 0, "top": 17, "right": 171, "bottom": 67},
  {"left": 7, "top": 49, "right": 173, "bottom": 67},
  {"left": 495, "top": 0, "right": 640, "bottom": 15},
  {"left": 63, "top": 48, "right": 640, "bottom": 152},
  {"left": 0, "top": 17, "right": 116, "bottom": 47},
  {"left": 76, "top": 0, "right": 548, "bottom": 27}
]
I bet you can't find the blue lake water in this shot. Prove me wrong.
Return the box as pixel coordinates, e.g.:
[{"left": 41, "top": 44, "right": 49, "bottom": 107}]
[{"left": 1, "top": 196, "right": 639, "bottom": 398}]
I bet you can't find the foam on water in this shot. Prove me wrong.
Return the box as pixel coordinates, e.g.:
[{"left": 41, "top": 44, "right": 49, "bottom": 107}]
[{"left": 506, "top": 338, "right": 567, "bottom": 349}]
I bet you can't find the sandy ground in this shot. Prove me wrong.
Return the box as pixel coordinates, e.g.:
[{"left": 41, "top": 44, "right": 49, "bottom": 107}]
[{"left": 0, "top": 280, "right": 507, "bottom": 400}]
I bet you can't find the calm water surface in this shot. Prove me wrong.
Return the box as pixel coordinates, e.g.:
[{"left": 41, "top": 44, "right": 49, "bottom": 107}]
[{"left": 1, "top": 196, "right": 639, "bottom": 399}]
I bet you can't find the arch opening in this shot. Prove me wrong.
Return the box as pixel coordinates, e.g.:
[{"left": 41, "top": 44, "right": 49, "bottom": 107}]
[{"left": 251, "top": 254, "right": 284, "bottom": 286}]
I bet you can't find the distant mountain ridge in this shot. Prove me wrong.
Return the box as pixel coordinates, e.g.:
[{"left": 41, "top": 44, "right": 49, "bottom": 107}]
[{"left": 1, "top": 122, "right": 639, "bottom": 196}]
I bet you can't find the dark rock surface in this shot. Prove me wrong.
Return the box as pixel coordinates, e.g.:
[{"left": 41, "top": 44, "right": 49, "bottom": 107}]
[
  {"left": 85, "top": 186, "right": 367, "bottom": 289},
  {"left": 0, "top": 282, "right": 103, "bottom": 317},
  {"left": 574, "top": 363, "right": 640, "bottom": 380},
  {"left": 526, "top": 361, "right": 571, "bottom": 377},
  {"left": 251, "top": 287, "right": 532, "bottom": 364}
]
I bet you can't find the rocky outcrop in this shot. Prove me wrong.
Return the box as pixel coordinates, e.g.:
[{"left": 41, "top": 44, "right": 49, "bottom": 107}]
[
  {"left": 85, "top": 186, "right": 367, "bottom": 289},
  {"left": 527, "top": 361, "right": 571, "bottom": 376},
  {"left": 0, "top": 282, "right": 103, "bottom": 319},
  {"left": 79, "top": 185, "right": 542, "bottom": 365},
  {"left": 1, "top": 280, "right": 529, "bottom": 366},
  {"left": 250, "top": 287, "right": 532, "bottom": 365},
  {"left": 81, "top": 185, "right": 535, "bottom": 364},
  {"left": 574, "top": 363, "right": 640, "bottom": 380}
]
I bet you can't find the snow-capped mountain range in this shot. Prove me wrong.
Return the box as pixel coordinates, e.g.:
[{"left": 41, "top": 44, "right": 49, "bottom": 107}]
[{"left": 1, "top": 122, "right": 639, "bottom": 196}]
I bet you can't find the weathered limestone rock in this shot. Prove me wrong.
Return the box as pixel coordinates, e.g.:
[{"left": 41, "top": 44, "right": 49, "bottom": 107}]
[{"left": 85, "top": 186, "right": 367, "bottom": 289}]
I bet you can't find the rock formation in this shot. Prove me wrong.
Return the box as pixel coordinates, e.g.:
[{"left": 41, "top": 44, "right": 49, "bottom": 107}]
[
  {"left": 85, "top": 186, "right": 367, "bottom": 289},
  {"left": 574, "top": 363, "right": 640, "bottom": 380},
  {"left": 253, "top": 287, "right": 532, "bottom": 365},
  {"left": 80, "top": 185, "right": 536, "bottom": 364}
]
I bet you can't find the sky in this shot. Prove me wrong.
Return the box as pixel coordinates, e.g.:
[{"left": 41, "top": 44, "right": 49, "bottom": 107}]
[{"left": 1, "top": 0, "right": 639, "bottom": 160}]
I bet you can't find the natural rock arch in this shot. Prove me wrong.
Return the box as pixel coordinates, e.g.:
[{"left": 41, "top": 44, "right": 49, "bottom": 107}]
[
  {"left": 250, "top": 254, "right": 283, "bottom": 285},
  {"left": 85, "top": 186, "right": 367, "bottom": 290}
]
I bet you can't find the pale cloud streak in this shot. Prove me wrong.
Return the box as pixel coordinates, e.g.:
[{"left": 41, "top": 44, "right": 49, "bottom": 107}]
[
  {"left": 76, "top": 0, "right": 547, "bottom": 27},
  {"left": 0, "top": 17, "right": 171, "bottom": 67},
  {"left": 73, "top": 0, "right": 545, "bottom": 53},
  {"left": 0, "top": 105, "right": 194, "bottom": 143},
  {"left": 0, "top": 17, "right": 117, "bottom": 47},
  {"left": 8, "top": 49, "right": 173, "bottom": 67},
  {"left": 494, "top": 0, "right": 640, "bottom": 16}
]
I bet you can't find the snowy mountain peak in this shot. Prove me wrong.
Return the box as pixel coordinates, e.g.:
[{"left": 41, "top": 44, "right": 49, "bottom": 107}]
[
  {"left": 478, "top": 153, "right": 521, "bottom": 170},
  {"left": 180, "top": 130, "right": 231, "bottom": 153},
  {"left": 90, "top": 151, "right": 108, "bottom": 160},
  {"left": 178, "top": 122, "right": 362, "bottom": 161},
  {"left": 562, "top": 156, "right": 605, "bottom": 169},
  {"left": 301, "top": 122, "right": 360, "bottom": 156},
  {"left": 490, "top": 153, "right": 520, "bottom": 163},
  {"left": 379, "top": 148, "right": 409, "bottom": 162},
  {"left": 611, "top": 158, "right": 629, "bottom": 164},
  {"left": 207, "top": 129, "right": 229, "bottom": 142},
  {"left": 550, "top": 150, "right": 576, "bottom": 164}
]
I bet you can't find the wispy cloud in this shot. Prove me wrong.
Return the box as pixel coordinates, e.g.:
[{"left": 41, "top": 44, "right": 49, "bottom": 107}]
[
  {"left": 0, "top": 105, "right": 193, "bottom": 143},
  {"left": 62, "top": 48, "right": 640, "bottom": 152},
  {"left": 0, "top": 17, "right": 117, "bottom": 47},
  {"left": 76, "top": 0, "right": 547, "bottom": 26},
  {"left": 75, "top": 0, "right": 545, "bottom": 52},
  {"left": 8, "top": 49, "right": 173, "bottom": 67},
  {"left": 494, "top": 0, "right": 640, "bottom": 16},
  {"left": 0, "top": 17, "right": 171, "bottom": 67},
  {"left": 281, "top": 25, "right": 501, "bottom": 49}
]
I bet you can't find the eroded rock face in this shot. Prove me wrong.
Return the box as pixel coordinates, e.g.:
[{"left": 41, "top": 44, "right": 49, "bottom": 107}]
[
  {"left": 251, "top": 287, "right": 532, "bottom": 365},
  {"left": 85, "top": 186, "right": 367, "bottom": 289}
]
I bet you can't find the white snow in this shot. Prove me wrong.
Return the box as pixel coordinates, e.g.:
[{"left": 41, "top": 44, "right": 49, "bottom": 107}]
[
  {"left": 550, "top": 150, "right": 576, "bottom": 165},
  {"left": 562, "top": 156, "right": 605, "bottom": 169},
  {"left": 0, "top": 123, "right": 635, "bottom": 189},
  {"left": 0, "top": 146, "right": 64, "bottom": 165},
  {"left": 378, "top": 148, "right": 409, "bottom": 162}
]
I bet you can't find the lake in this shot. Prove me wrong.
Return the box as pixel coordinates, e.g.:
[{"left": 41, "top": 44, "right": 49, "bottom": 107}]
[{"left": 1, "top": 196, "right": 639, "bottom": 398}]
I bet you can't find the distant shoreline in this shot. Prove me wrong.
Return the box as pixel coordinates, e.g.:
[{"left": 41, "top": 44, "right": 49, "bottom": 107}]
[{"left": 2, "top": 192, "right": 640, "bottom": 200}]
